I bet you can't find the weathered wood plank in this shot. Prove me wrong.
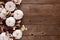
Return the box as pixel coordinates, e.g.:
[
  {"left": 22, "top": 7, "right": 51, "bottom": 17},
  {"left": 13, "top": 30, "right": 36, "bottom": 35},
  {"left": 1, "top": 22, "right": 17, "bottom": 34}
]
[
  {"left": 21, "top": 36, "right": 60, "bottom": 40},
  {"left": 0, "top": 0, "right": 60, "bottom": 4},
  {"left": 22, "top": 16, "right": 60, "bottom": 25},
  {"left": 18, "top": 4, "right": 60, "bottom": 25},
  {"left": 23, "top": 25, "right": 60, "bottom": 36},
  {"left": 22, "top": 0, "right": 60, "bottom": 4},
  {"left": 20, "top": 4, "right": 60, "bottom": 16}
]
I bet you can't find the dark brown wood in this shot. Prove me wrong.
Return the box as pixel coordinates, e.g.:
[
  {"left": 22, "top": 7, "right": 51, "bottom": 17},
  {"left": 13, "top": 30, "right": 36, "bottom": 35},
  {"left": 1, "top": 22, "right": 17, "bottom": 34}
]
[
  {"left": 18, "top": 4, "right": 60, "bottom": 25},
  {"left": 0, "top": 0, "right": 60, "bottom": 4},
  {"left": 16, "top": 1, "right": 60, "bottom": 40},
  {"left": 22, "top": 0, "right": 60, "bottom": 3},
  {"left": 23, "top": 25, "right": 60, "bottom": 36},
  {"left": 20, "top": 4, "right": 60, "bottom": 16},
  {"left": 21, "top": 36, "right": 60, "bottom": 40},
  {"left": 22, "top": 16, "right": 60, "bottom": 25},
  {"left": 0, "top": 0, "right": 60, "bottom": 40}
]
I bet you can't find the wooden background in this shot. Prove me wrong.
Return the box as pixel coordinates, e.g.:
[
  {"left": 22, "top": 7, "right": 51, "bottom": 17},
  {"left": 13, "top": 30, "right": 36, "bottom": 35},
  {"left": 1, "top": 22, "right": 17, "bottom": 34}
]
[
  {"left": 20, "top": 0, "right": 60, "bottom": 40},
  {"left": 0, "top": 0, "right": 60, "bottom": 40}
]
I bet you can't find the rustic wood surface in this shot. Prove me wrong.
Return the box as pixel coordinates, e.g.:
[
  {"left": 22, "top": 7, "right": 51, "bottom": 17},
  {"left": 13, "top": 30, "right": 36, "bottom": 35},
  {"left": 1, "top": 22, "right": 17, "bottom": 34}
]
[
  {"left": 21, "top": 36, "right": 60, "bottom": 40},
  {"left": 22, "top": 0, "right": 60, "bottom": 3},
  {"left": 0, "top": 0, "right": 60, "bottom": 40},
  {"left": 21, "top": 0, "right": 60, "bottom": 40}
]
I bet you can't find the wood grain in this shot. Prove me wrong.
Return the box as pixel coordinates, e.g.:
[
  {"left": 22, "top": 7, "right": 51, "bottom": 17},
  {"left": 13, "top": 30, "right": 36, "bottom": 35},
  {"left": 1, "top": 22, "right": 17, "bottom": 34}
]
[
  {"left": 23, "top": 25, "right": 60, "bottom": 36},
  {"left": 0, "top": 0, "right": 60, "bottom": 40},
  {"left": 20, "top": 4, "right": 60, "bottom": 16},
  {"left": 17, "top": 4, "right": 60, "bottom": 25},
  {"left": 22, "top": 0, "right": 60, "bottom": 4},
  {"left": 0, "top": 0, "right": 60, "bottom": 4},
  {"left": 21, "top": 36, "right": 60, "bottom": 40},
  {"left": 22, "top": 16, "right": 60, "bottom": 25}
]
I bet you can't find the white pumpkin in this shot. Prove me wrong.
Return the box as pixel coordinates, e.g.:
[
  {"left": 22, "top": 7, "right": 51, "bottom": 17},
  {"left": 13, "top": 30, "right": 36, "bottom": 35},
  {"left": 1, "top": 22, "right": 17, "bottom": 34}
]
[
  {"left": 13, "top": 30, "right": 22, "bottom": 39},
  {"left": 1, "top": 8, "right": 7, "bottom": 14},
  {"left": 0, "top": 8, "right": 3, "bottom": 13},
  {"left": 0, "top": 32, "right": 9, "bottom": 40},
  {"left": 13, "top": 10, "right": 24, "bottom": 20},
  {"left": 5, "top": 1, "right": 16, "bottom": 11},
  {"left": 6, "top": 17, "right": 16, "bottom": 27},
  {"left": 0, "top": 5, "right": 3, "bottom": 12},
  {"left": 12, "top": 0, "right": 22, "bottom": 5},
  {"left": 0, "top": 8, "right": 8, "bottom": 19},
  {"left": 0, "top": 13, "right": 5, "bottom": 19}
]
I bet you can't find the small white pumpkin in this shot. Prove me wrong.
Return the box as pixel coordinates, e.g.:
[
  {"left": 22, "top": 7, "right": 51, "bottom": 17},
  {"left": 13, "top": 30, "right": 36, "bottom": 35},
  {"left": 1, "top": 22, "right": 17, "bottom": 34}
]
[
  {"left": 0, "top": 5, "right": 3, "bottom": 13},
  {"left": 5, "top": 1, "right": 16, "bottom": 11},
  {"left": 13, "top": 10, "right": 24, "bottom": 20},
  {"left": 1, "top": 8, "right": 7, "bottom": 15},
  {"left": 6, "top": 17, "right": 16, "bottom": 27},
  {"left": 12, "top": 0, "right": 22, "bottom": 5},
  {"left": 0, "top": 8, "right": 8, "bottom": 19},
  {"left": 0, "top": 8, "right": 3, "bottom": 13},
  {"left": 0, "top": 13, "right": 5, "bottom": 19},
  {"left": 13, "top": 30, "right": 22, "bottom": 39},
  {"left": 0, "top": 32, "right": 10, "bottom": 40}
]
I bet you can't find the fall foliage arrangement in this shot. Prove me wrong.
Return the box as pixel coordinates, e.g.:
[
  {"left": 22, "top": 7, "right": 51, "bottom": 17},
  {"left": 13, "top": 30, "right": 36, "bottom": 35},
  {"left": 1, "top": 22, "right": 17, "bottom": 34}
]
[{"left": 0, "top": 0, "right": 27, "bottom": 40}]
